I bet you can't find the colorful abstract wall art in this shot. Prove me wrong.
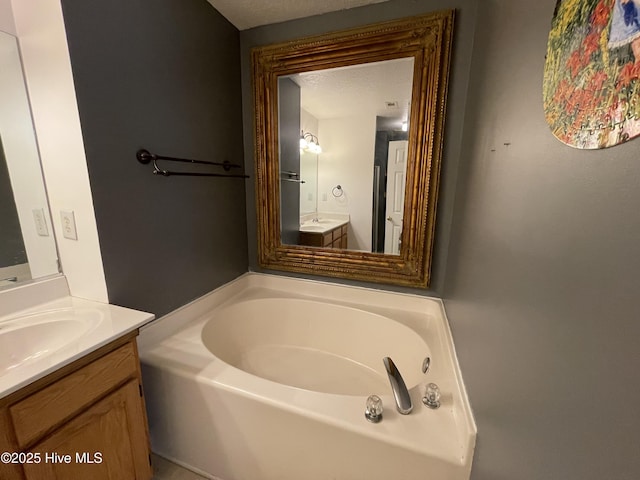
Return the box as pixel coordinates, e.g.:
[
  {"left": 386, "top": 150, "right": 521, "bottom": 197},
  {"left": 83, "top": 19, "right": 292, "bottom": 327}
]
[{"left": 544, "top": 0, "right": 640, "bottom": 148}]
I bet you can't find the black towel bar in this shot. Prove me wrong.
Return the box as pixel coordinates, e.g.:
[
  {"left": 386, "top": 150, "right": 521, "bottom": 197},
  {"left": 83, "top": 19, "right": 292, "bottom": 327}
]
[{"left": 136, "top": 149, "right": 249, "bottom": 178}]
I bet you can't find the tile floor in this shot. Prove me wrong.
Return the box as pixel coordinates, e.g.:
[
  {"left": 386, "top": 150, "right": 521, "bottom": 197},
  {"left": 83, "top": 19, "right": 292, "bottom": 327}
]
[{"left": 152, "top": 454, "right": 209, "bottom": 480}]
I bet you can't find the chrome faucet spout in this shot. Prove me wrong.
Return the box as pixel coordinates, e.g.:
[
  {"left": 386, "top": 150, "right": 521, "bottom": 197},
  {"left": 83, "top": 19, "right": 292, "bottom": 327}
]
[{"left": 383, "top": 357, "right": 413, "bottom": 414}]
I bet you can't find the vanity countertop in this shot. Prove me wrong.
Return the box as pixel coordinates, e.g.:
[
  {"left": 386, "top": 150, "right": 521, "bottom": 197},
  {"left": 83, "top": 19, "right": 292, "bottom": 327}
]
[
  {"left": 0, "top": 296, "right": 154, "bottom": 399},
  {"left": 299, "top": 214, "right": 349, "bottom": 234}
]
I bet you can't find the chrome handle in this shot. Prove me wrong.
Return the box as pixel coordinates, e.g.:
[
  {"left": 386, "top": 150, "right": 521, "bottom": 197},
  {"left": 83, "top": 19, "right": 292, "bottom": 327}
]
[
  {"left": 365, "top": 395, "right": 383, "bottom": 423},
  {"left": 423, "top": 382, "right": 441, "bottom": 409}
]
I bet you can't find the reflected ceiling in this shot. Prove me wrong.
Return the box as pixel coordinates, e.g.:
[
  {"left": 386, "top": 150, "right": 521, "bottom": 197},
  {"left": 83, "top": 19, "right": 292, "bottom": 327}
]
[{"left": 289, "top": 58, "right": 414, "bottom": 121}]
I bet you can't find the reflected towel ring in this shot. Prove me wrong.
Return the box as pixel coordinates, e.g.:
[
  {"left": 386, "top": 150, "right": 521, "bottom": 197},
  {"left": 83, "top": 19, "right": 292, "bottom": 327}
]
[{"left": 332, "top": 185, "right": 343, "bottom": 197}]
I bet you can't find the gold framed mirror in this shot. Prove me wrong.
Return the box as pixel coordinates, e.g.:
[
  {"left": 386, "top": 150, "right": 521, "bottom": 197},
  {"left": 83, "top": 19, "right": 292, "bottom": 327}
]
[{"left": 252, "top": 10, "right": 454, "bottom": 288}]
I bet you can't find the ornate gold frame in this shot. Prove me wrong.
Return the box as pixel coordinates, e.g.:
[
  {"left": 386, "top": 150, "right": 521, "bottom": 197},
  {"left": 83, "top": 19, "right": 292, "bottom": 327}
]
[{"left": 252, "top": 10, "right": 454, "bottom": 288}]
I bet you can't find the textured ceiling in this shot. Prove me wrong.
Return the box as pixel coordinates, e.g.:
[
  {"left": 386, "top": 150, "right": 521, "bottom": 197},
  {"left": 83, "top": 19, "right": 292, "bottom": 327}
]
[
  {"left": 288, "top": 57, "right": 414, "bottom": 124},
  {"left": 206, "top": 0, "right": 389, "bottom": 30}
]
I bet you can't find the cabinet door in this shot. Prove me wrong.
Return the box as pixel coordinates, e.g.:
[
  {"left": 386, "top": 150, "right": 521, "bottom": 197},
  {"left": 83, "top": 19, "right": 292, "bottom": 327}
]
[
  {"left": 322, "top": 232, "right": 333, "bottom": 247},
  {"left": 0, "top": 409, "right": 23, "bottom": 479},
  {"left": 23, "top": 380, "right": 151, "bottom": 480},
  {"left": 340, "top": 233, "right": 348, "bottom": 249}
]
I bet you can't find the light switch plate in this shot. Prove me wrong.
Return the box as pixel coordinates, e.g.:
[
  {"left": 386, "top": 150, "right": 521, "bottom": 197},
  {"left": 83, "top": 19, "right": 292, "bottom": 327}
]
[
  {"left": 60, "top": 210, "right": 78, "bottom": 240},
  {"left": 32, "top": 208, "right": 49, "bottom": 236}
]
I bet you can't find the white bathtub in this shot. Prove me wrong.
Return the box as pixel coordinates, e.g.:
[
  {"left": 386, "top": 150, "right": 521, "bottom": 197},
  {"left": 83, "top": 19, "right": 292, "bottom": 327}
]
[{"left": 138, "top": 273, "right": 476, "bottom": 480}]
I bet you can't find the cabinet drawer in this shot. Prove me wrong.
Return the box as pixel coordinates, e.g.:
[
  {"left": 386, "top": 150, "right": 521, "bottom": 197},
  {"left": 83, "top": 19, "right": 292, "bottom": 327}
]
[{"left": 10, "top": 342, "right": 138, "bottom": 448}]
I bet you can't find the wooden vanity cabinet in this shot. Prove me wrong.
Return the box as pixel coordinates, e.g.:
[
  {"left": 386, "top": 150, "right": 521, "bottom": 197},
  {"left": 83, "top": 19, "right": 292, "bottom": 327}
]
[
  {"left": 299, "top": 223, "right": 348, "bottom": 249},
  {"left": 0, "top": 332, "right": 152, "bottom": 480}
]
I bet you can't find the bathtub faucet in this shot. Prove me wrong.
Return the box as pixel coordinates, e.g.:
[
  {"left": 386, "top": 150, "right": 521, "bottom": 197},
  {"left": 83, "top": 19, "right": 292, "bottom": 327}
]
[{"left": 382, "top": 357, "right": 412, "bottom": 414}]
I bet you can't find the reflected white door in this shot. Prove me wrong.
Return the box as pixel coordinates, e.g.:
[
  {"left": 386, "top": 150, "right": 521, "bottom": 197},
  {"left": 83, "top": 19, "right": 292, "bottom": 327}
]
[{"left": 384, "top": 140, "right": 408, "bottom": 254}]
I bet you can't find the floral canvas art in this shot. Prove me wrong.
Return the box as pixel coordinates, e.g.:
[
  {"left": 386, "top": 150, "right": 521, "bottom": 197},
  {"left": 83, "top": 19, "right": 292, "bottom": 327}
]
[{"left": 544, "top": 0, "right": 640, "bottom": 148}]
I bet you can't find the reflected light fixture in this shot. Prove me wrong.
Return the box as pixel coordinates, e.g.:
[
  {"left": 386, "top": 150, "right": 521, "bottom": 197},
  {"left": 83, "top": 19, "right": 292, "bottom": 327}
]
[
  {"left": 401, "top": 121, "right": 408, "bottom": 132},
  {"left": 300, "top": 130, "right": 322, "bottom": 154}
]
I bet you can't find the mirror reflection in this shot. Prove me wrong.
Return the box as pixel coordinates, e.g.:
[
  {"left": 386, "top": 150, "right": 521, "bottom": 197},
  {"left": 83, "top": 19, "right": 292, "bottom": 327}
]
[
  {"left": 0, "top": 30, "right": 58, "bottom": 290},
  {"left": 278, "top": 57, "right": 414, "bottom": 254}
]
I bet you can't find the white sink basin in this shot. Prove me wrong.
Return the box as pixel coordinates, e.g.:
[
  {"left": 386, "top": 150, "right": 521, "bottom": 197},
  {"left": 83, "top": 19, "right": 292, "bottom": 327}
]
[
  {"left": 301, "top": 219, "right": 336, "bottom": 227},
  {"left": 300, "top": 218, "right": 347, "bottom": 233},
  {"left": 300, "top": 225, "right": 327, "bottom": 232},
  {"left": 0, "top": 309, "right": 102, "bottom": 375},
  {"left": 0, "top": 295, "right": 153, "bottom": 399}
]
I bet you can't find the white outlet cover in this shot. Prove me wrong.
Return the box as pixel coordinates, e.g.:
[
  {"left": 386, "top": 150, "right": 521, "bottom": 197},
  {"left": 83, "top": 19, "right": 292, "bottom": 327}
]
[
  {"left": 60, "top": 210, "right": 78, "bottom": 240},
  {"left": 32, "top": 208, "right": 49, "bottom": 236}
]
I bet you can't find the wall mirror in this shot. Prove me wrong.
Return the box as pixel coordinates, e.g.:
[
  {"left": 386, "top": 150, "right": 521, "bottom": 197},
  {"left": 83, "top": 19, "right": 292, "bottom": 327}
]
[
  {"left": 252, "top": 11, "right": 454, "bottom": 287},
  {"left": 0, "top": 30, "right": 59, "bottom": 291}
]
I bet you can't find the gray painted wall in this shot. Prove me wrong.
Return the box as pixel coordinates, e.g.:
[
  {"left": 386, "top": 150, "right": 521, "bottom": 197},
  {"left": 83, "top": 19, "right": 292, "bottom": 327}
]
[
  {"left": 241, "top": 1, "right": 640, "bottom": 479},
  {"left": 445, "top": 1, "right": 640, "bottom": 479},
  {"left": 61, "top": 0, "right": 248, "bottom": 316},
  {"left": 240, "top": 0, "right": 478, "bottom": 296}
]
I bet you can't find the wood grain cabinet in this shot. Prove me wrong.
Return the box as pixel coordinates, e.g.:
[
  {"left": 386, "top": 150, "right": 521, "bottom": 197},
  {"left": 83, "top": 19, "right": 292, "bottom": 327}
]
[
  {"left": 0, "top": 333, "right": 152, "bottom": 480},
  {"left": 299, "top": 223, "right": 348, "bottom": 249}
]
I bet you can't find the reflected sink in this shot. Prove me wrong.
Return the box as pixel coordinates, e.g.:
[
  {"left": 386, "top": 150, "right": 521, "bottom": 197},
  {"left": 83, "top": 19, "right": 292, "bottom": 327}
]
[
  {"left": 301, "top": 219, "right": 336, "bottom": 227},
  {"left": 0, "top": 309, "right": 102, "bottom": 375},
  {"left": 300, "top": 225, "right": 328, "bottom": 232},
  {"left": 312, "top": 219, "right": 335, "bottom": 224},
  {"left": 300, "top": 218, "right": 347, "bottom": 234}
]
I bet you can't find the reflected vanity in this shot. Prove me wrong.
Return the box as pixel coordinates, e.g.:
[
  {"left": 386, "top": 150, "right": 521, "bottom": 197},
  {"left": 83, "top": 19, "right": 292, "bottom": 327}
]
[
  {"left": 252, "top": 11, "right": 454, "bottom": 287},
  {"left": 0, "top": 30, "right": 59, "bottom": 290}
]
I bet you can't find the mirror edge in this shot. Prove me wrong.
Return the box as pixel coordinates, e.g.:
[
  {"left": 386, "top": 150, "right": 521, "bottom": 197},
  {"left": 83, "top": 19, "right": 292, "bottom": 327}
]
[
  {"left": 252, "top": 10, "right": 455, "bottom": 288},
  {"left": 0, "top": 29, "right": 61, "bottom": 291}
]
